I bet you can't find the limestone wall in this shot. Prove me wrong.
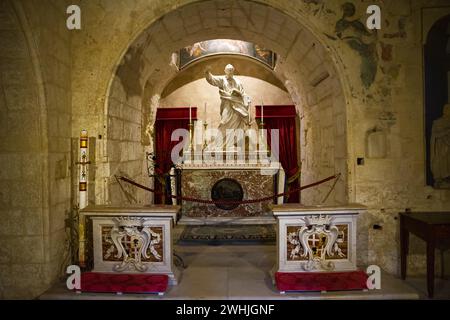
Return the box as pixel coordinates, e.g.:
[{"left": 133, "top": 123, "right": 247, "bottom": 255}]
[
  {"left": 0, "top": 0, "right": 72, "bottom": 299},
  {"left": 105, "top": 77, "right": 148, "bottom": 205}
]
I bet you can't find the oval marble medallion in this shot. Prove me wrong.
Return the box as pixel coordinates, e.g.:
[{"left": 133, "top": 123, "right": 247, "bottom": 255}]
[{"left": 211, "top": 178, "right": 244, "bottom": 210}]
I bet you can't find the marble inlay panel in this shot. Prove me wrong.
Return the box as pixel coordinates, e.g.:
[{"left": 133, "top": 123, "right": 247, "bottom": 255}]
[{"left": 181, "top": 169, "right": 275, "bottom": 217}]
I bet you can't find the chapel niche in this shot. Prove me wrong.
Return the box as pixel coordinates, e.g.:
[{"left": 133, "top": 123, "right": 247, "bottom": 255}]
[{"left": 424, "top": 14, "right": 450, "bottom": 189}]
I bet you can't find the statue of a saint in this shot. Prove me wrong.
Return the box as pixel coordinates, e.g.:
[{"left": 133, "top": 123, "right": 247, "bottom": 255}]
[
  {"left": 431, "top": 103, "right": 450, "bottom": 188},
  {"left": 205, "top": 64, "right": 251, "bottom": 150}
]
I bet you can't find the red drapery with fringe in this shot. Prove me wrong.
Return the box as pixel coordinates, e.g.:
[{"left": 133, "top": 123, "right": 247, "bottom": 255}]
[
  {"left": 256, "top": 105, "right": 300, "bottom": 203},
  {"left": 154, "top": 107, "right": 196, "bottom": 204}
]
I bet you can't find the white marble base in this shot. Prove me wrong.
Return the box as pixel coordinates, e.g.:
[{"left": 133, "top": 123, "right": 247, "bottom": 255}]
[
  {"left": 272, "top": 204, "right": 366, "bottom": 273},
  {"left": 79, "top": 205, "right": 181, "bottom": 285}
]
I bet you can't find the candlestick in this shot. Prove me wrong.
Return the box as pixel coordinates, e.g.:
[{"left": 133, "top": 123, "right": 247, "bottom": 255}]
[
  {"left": 203, "top": 121, "right": 208, "bottom": 150},
  {"left": 188, "top": 122, "right": 194, "bottom": 152}
]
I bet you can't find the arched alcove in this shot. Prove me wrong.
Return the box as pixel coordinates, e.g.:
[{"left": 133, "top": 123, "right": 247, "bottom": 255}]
[
  {"left": 424, "top": 14, "right": 450, "bottom": 188},
  {"left": 102, "top": 0, "right": 349, "bottom": 210}
]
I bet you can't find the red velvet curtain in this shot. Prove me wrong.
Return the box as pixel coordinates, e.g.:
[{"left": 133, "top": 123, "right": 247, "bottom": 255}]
[
  {"left": 256, "top": 105, "right": 300, "bottom": 203},
  {"left": 154, "top": 107, "right": 197, "bottom": 204}
]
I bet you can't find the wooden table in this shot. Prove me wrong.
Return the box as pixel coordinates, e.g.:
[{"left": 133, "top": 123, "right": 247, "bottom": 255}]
[{"left": 400, "top": 212, "right": 450, "bottom": 298}]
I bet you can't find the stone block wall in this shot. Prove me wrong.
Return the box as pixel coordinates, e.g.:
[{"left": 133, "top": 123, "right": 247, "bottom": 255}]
[
  {"left": 0, "top": 0, "right": 72, "bottom": 299},
  {"left": 104, "top": 77, "right": 148, "bottom": 205}
]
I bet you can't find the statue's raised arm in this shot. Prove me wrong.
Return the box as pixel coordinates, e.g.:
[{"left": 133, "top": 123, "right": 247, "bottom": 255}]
[{"left": 205, "top": 68, "right": 223, "bottom": 88}]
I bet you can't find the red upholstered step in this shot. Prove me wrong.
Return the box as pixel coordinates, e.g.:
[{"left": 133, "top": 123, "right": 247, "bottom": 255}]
[
  {"left": 275, "top": 270, "right": 369, "bottom": 292},
  {"left": 79, "top": 272, "right": 168, "bottom": 294}
]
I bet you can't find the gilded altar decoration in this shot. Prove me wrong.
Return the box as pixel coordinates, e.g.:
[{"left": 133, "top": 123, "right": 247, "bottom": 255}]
[
  {"left": 102, "top": 218, "right": 163, "bottom": 272},
  {"left": 286, "top": 215, "right": 348, "bottom": 271}
]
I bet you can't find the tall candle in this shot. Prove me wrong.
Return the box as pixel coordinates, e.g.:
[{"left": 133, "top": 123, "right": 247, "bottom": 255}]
[
  {"left": 261, "top": 99, "right": 264, "bottom": 124},
  {"left": 204, "top": 102, "right": 207, "bottom": 119},
  {"left": 189, "top": 105, "right": 192, "bottom": 123},
  {"left": 79, "top": 129, "right": 88, "bottom": 210}
]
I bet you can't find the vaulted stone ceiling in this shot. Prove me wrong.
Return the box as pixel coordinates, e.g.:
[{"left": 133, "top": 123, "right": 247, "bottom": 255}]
[{"left": 111, "top": 0, "right": 339, "bottom": 106}]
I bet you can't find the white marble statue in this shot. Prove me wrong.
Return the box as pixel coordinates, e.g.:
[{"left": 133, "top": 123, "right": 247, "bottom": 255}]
[
  {"left": 431, "top": 103, "right": 450, "bottom": 188},
  {"left": 205, "top": 64, "right": 251, "bottom": 150}
]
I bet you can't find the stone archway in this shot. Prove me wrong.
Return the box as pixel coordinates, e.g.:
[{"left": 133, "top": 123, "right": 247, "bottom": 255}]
[{"left": 101, "top": 0, "right": 350, "bottom": 207}]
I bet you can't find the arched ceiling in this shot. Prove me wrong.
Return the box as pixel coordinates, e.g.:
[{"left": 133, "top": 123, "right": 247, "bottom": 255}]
[
  {"left": 161, "top": 54, "right": 287, "bottom": 98},
  {"left": 111, "top": 0, "right": 339, "bottom": 107}
]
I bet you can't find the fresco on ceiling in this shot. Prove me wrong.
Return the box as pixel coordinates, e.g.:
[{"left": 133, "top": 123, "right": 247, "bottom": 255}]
[{"left": 178, "top": 39, "right": 276, "bottom": 70}]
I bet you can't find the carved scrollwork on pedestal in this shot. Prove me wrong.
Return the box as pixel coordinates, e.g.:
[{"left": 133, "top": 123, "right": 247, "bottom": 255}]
[
  {"left": 287, "top": 215, "right": 346, "bottom": 271},
  {"left": 110, "top": 217, "right": 162, "bottom": 272}
]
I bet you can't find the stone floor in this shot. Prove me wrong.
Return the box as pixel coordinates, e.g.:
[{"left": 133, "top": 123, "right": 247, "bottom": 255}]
[
  {"left": 403, "top": 276, "right": 450, "bottom": 300},
  {"left": 39, "top": 239, "right": 449, "bottom": 300}
]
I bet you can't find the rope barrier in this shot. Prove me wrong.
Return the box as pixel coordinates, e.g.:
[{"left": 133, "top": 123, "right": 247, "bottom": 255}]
[{"left": 115, "top": 173, "right": 341, "bottom": 205}]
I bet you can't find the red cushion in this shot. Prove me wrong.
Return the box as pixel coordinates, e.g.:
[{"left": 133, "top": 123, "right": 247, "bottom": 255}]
[
  {"left": 275, "top": 270, "right": 368, "bottom": 292},
  {"left": 79, "top": 272, "right": 168, "bottom": 294}
]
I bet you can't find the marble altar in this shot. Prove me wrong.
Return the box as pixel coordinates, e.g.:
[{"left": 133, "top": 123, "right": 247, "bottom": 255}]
[{"left": 178, "top": 161, "right": 284, "bottom": 224}]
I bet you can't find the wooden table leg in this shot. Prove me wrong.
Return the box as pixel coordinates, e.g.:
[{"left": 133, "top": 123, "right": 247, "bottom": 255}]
[
  {"left": 400, "top": 217, "right": 409, "bottom": 280},
  {"left": 427, "top": 240, "right": 435, "bottom": 298}
]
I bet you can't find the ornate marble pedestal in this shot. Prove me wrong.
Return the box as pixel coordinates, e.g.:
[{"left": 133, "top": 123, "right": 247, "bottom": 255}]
[
  {"left": 272, "top": 204, "right": 366, "bottom": 273},
  {"left": 79, "top": 205, "right": 180, "bottom": 284}
]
